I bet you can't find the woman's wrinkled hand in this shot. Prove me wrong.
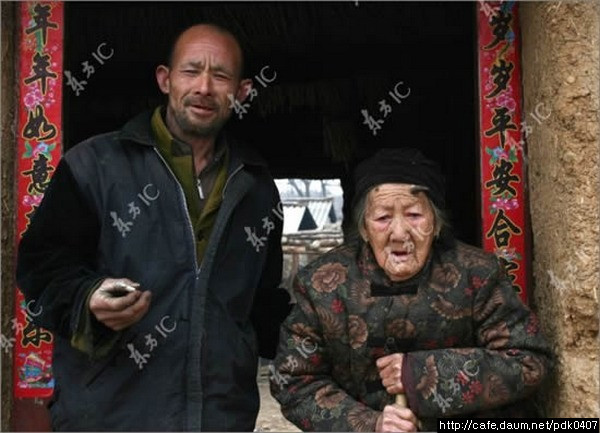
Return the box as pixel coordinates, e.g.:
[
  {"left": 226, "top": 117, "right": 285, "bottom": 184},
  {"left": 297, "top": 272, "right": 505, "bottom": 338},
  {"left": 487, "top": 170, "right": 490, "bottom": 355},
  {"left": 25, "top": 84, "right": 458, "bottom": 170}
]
[
  {"left": 375, "top": 404, "right": 419, "bottom": 432},
  {"left": 376, "top": 353, "right": 405, "bottom": 395}
]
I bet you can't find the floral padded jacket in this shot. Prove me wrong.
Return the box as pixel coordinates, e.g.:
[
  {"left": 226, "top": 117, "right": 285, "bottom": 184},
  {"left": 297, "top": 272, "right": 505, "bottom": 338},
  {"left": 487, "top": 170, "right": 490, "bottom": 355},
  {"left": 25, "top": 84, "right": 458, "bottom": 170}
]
[{"left": 270, "top": 238, "right": 553, "bottom": 431}]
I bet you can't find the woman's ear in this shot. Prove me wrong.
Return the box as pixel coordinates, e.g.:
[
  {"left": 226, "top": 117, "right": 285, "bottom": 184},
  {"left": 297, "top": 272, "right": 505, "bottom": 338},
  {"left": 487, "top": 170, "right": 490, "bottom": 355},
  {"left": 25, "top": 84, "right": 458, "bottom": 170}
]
[{"left": 359, "top": 224, "right": 368, "bottom": 243}]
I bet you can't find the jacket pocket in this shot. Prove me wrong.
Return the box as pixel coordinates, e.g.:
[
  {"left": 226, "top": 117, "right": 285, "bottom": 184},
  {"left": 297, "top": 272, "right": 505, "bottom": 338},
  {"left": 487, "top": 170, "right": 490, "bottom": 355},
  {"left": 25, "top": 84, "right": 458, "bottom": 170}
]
[
  {"left": 83, "top": 334, "right": 126, "bottom": 387},
  {"left": 48, "top": 383, "right": 66, "bottom": 430}
]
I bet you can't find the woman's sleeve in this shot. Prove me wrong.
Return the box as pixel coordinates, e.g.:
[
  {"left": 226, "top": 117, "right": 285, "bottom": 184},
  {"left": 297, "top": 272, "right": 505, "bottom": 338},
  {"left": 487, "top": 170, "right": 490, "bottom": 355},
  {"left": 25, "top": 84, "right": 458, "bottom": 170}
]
[
  {"left": 270, "top": 274, "right": 380, "bottom": 432},
  {"left": 401, "top": 257, "right": 554, "bottom": 418}
]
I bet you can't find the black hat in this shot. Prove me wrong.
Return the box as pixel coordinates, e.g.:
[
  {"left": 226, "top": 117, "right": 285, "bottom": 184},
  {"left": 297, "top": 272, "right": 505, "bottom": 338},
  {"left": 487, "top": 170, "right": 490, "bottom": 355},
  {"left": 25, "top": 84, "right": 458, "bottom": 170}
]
[{"left": 352, "top": 148, "right": 445, "bottom": 209}]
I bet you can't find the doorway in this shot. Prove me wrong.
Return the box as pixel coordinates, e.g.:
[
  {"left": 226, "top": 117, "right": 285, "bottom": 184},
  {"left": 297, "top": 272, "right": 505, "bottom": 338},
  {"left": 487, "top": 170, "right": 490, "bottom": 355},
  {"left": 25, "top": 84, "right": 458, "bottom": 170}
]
[{"left": 63, "top": 1, "right": 479, "bottom": 244}]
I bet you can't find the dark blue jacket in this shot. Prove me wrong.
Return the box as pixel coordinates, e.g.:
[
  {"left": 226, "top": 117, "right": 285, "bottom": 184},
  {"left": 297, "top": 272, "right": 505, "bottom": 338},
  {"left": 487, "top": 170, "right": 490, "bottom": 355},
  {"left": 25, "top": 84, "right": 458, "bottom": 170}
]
[{"left": 17, "top": 111, "right": 291, "bottom": 431}]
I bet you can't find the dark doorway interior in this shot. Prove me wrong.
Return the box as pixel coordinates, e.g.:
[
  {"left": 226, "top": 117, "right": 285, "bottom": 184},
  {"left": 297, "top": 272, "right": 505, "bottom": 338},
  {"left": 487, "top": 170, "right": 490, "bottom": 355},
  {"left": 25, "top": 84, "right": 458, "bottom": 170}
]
[{"left": 63, "top": 1, "right": 479, "bottom": 245}]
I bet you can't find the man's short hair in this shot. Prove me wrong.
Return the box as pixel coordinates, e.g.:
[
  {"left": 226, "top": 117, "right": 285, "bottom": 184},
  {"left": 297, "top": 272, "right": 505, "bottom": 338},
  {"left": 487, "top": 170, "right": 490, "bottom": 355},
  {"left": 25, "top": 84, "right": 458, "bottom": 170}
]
[{"left": 165, "top": 22, "right": 246, "bottom": 78}]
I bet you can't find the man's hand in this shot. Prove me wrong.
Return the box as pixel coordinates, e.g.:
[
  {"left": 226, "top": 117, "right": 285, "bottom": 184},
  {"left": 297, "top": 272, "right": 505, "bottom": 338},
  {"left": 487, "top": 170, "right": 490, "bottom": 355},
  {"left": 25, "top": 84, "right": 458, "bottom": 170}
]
[
  {"left": 377, "top": 353, "right": 405, "bottom": 395},
  {"left": 89, "top": 278, "right": 151, "bottom": 331},
  {"left": 375, "top": 404, "right": 419, "bottom": 432}
]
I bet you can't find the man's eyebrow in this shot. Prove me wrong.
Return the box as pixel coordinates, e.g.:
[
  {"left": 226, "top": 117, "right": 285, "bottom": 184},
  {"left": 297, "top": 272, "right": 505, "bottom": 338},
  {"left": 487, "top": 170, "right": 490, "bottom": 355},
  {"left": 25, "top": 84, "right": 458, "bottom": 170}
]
[
  {"left": 210, "top": 64, "right": 234, "bottom": 75},
  {"left": 179, "top": 61, "right": 232, "bottom": 74},
  {"left": 179, "top": 60, "right": 204, "bottom": 69}
]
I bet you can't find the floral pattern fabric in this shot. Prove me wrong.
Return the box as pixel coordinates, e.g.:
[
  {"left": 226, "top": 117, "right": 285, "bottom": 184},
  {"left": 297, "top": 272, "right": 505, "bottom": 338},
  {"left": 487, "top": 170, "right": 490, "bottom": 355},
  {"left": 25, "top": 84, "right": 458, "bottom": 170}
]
[{"left": 270, "top": 239, "right": 552, "bottom": 431}]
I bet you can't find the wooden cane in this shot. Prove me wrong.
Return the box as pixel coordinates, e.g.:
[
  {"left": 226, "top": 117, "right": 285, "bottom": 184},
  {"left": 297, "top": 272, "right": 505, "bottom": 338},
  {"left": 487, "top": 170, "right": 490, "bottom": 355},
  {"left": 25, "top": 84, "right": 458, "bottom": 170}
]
[
  {"left": 395, "top": 393, "right": 407, "bottom": 407},
  {"left": 397, "top": 393, "right": 423, "bottom": 430}
]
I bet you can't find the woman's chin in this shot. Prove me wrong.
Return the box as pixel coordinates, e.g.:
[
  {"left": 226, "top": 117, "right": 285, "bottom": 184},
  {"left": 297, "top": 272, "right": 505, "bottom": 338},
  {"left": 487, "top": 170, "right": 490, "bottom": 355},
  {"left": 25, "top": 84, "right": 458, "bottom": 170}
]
[{"left": 384, "top": 263, "right": 421, "bottom": 282}]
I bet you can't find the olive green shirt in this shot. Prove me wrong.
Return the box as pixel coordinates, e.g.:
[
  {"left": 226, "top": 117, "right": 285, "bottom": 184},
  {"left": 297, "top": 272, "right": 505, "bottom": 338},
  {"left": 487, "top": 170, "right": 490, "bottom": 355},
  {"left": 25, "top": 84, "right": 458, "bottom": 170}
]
[{"left": 150, "top": 106, "right": 229, "bottom": 262}]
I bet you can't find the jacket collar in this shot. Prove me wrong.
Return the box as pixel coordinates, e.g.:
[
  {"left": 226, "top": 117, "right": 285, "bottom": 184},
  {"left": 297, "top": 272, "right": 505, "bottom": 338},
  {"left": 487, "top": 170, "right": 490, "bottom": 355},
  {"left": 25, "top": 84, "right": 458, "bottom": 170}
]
[{"left": 118, "top": 108, "right": 267, "bottom": 169}]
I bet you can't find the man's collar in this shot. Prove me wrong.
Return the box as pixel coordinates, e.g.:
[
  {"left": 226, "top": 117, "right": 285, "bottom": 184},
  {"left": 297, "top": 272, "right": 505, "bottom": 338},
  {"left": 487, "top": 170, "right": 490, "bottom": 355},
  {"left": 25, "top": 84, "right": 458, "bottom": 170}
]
[
  {"left": 150, "top": 106, "right": 174, "bottom": 155},
  {"left": 120, "top": 107, "right": 267, "bottom": 168}
]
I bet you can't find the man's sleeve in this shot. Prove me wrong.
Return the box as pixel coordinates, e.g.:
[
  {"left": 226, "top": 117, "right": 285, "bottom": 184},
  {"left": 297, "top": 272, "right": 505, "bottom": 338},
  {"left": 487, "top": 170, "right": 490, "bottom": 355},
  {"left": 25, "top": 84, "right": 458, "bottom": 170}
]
[
  {"left": 17, "top": 157, "right": 114, "bottom": 353},
  {"left": 250, "top": 185, "right": 292, "bottom": 359}
]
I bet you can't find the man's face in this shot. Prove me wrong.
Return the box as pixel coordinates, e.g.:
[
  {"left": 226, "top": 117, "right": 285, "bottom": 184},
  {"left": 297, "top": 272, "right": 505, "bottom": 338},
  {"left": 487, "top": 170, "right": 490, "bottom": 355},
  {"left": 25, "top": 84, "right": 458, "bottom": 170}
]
[
  {"left": 361, "top": 183, "right": 435, "bottom": 282},
  {"left": 156, "top": 26, "right": 251, "bottom": 141}
]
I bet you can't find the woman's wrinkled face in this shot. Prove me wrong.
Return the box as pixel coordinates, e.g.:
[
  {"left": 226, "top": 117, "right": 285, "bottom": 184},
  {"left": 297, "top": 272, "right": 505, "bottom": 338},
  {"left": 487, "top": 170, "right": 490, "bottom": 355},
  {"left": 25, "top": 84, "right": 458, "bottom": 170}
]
[{"left": 361, "top": 183, "right": 435, "bottom": 282}]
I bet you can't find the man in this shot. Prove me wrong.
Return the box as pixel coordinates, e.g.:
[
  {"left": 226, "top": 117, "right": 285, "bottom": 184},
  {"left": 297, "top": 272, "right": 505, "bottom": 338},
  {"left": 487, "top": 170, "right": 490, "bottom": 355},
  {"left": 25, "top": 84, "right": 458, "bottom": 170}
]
[{"left": 17, "top": 23, "right": 291, "bottom": 431}]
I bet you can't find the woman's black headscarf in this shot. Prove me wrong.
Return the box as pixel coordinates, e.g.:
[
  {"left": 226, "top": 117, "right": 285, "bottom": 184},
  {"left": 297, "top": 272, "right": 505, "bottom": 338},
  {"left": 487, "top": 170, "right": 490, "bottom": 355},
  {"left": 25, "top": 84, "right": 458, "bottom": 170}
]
[
  {"left": 352, "top": 148, "right": 445, "bottom": 210},
  {"left": 352, "top": 147, "right": 455, "bottom": 250}
]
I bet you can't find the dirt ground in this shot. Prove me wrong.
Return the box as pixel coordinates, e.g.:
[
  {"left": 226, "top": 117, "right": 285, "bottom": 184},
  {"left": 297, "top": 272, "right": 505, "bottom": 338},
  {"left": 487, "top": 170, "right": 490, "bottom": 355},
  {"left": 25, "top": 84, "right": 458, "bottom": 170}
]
[{"left": 255, "top": 364, "right": 300, "bottom": 432}]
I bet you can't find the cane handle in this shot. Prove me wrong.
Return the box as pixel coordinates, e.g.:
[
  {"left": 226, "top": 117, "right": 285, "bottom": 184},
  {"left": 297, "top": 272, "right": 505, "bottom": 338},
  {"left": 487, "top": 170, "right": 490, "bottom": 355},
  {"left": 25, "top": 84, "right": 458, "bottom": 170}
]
[
  {"left": 396, "top": 393, "right": 422, "bottom": 430},
  {"left": 395, "top": 393, "right": 407, "bottom": 407}
]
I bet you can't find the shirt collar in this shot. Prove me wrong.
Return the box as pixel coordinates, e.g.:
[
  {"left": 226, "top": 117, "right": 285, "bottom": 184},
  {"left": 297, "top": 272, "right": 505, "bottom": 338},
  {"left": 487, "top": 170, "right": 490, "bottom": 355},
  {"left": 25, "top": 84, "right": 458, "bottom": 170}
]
[{"left": 151, "top": 106, "right": 227, "bottom": 166}]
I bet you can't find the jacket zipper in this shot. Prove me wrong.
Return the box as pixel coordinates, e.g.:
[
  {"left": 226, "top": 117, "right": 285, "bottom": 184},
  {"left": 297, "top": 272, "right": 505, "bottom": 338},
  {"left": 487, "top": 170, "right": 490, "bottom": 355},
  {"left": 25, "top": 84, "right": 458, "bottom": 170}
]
[
  {"left": 153, "top": 150, "right": 246, "bottom": 276},
  {"left": 197, "top": 178, "right": 204, "bottom": 200},
  {"left": 152, "top": 148, "right": 200, "bottom": 274},
  {"left": 222, "top": 163, "right": 244, "bottom": 199}
]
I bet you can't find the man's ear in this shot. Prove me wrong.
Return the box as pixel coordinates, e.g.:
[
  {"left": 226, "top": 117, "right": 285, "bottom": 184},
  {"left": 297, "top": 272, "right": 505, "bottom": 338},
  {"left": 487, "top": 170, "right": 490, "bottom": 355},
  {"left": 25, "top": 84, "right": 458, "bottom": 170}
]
[
  {"left": 156, "top": 65, "right": 170, "bottom": 95},
  {"left": 235, "top": 78, "right": 253, "bottom": 103}
]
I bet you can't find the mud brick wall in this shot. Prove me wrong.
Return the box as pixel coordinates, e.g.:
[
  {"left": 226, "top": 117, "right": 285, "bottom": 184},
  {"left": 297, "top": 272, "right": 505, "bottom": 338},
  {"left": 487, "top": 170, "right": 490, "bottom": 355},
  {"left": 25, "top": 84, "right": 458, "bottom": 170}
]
[{"left": 521, "top": 1, "right": 599, "bottom": 418}]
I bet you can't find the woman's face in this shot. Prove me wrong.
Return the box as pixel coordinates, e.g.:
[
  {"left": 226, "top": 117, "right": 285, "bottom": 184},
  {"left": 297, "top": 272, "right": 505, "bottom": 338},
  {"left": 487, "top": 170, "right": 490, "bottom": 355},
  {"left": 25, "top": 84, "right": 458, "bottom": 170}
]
[{"left": 361, "top": 183, "right": 436, "bottom": 282}]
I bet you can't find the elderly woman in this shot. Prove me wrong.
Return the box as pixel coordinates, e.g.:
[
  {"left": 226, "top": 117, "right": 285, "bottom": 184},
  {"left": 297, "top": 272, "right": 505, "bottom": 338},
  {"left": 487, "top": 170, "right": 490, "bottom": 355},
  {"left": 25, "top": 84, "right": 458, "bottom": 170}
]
[{"left": 270, "top": 148, "right": 552, "bottom": 432}]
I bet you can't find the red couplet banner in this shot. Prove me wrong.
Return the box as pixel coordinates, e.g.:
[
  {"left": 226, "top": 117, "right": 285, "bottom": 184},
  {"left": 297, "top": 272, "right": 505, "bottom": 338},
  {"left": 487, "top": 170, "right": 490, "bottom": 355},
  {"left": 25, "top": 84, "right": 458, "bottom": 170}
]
[
  {"left": 477, "top": 0, "right": 529, "bottom": 304},
  {"left": 13, "top": 1, "right": 63, "bottom": 399}
]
